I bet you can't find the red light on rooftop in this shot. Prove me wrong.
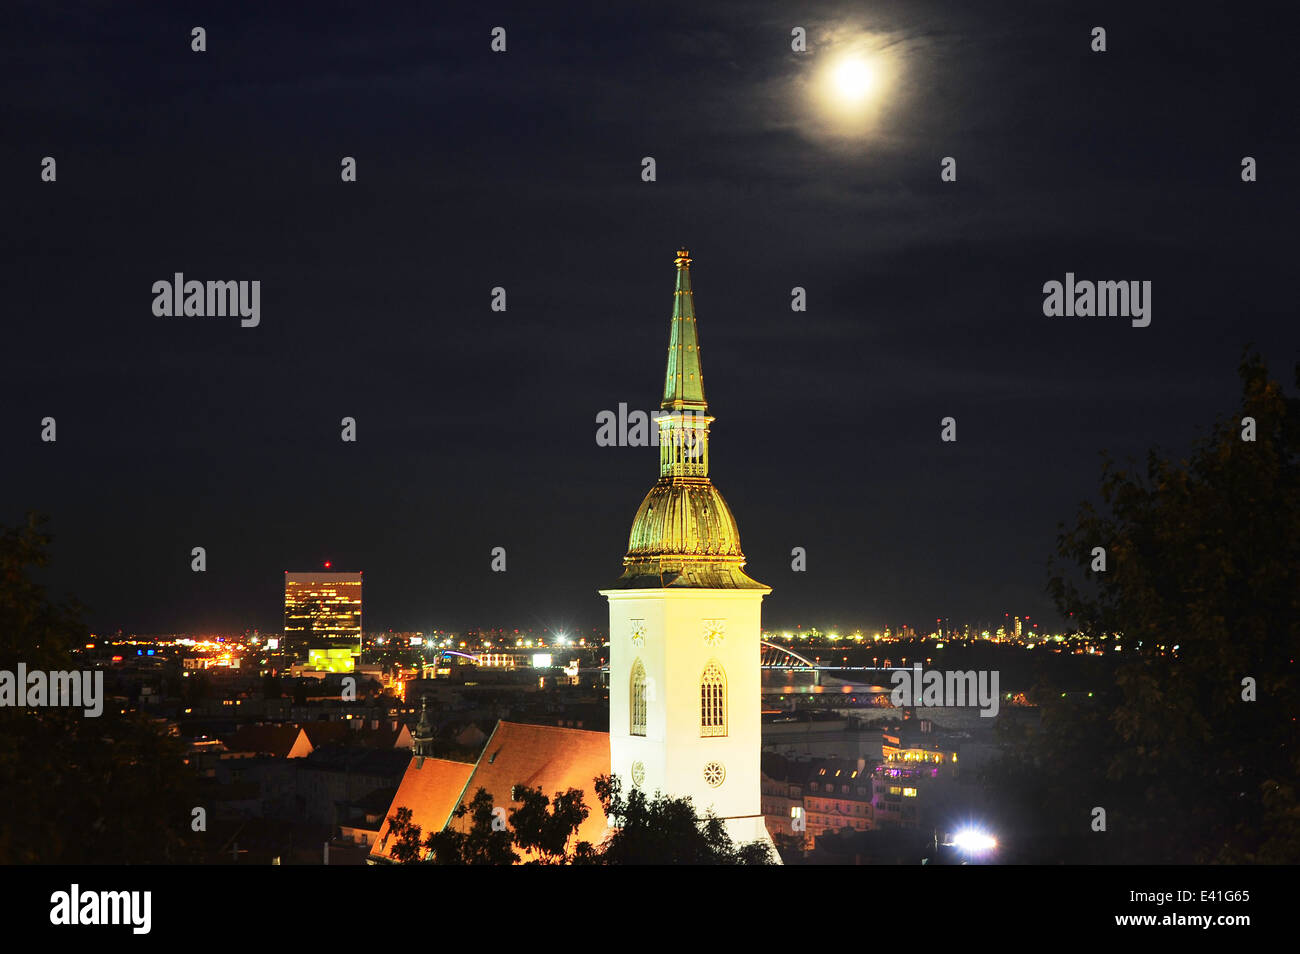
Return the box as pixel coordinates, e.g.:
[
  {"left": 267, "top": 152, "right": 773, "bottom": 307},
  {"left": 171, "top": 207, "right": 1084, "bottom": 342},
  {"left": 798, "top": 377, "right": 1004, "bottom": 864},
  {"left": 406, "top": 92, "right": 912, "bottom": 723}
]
[{"left": 324, "top": 561, "right": 332, "bottom": 568}]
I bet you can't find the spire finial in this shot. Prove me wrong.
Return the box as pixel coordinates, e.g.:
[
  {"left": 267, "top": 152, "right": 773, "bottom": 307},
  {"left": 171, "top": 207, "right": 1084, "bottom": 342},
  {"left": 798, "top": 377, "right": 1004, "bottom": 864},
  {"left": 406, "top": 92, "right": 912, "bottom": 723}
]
[{"left": 662, "top": 247, "right": 706, "bottom": 412}]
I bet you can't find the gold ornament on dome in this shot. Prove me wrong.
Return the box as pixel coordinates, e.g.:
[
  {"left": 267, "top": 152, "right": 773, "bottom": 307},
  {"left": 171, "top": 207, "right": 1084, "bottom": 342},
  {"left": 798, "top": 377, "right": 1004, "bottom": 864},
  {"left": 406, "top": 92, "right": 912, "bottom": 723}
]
[{"left": 608, "top": 250, "right": 769, "bottom": 594}]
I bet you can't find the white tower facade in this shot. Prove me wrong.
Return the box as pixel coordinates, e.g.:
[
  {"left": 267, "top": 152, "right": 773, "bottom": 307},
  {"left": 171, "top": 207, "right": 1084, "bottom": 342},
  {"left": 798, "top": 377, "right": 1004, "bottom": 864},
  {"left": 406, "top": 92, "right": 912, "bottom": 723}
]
[{"left": 600, "top": 249, "right": 772, "bottom": 847}]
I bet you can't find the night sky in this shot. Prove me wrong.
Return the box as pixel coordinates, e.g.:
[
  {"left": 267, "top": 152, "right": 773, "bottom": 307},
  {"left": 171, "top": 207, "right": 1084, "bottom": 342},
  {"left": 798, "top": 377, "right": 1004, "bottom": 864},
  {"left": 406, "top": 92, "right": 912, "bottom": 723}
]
[{"left": 4, "top": 1, "right": 1295, "bottom": 636}]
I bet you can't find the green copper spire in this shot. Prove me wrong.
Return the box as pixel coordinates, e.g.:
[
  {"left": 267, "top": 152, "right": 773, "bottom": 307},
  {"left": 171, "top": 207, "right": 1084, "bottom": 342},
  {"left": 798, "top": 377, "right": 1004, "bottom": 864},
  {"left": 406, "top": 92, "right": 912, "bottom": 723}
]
[
  {"left": 604, "top": 248, "right": 767, "bottom": 590},
  {"left": 661, "top": 248, "right": 707, "bottom": 412}
]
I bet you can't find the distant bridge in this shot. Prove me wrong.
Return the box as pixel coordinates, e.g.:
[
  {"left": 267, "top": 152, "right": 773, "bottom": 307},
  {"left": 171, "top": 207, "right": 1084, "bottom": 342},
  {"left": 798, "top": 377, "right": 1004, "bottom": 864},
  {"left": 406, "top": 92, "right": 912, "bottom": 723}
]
[
  {"left": 759, "top": 640, "right": 817, "bottom": 670},
  {"left": 759, "top": 641, "right": 917, "bottom": 695}
]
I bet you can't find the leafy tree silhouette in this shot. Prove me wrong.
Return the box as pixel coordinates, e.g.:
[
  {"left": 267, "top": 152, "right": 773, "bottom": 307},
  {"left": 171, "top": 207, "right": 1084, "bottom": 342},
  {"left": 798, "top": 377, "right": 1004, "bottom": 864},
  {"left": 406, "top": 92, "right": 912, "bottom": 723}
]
[
  {"left": 385, "top": 774, "right": 776, "bottom": 865},
  {"left": 998, "top": 353, "right": 1299, "bottom": 863},
  {"left": 0, "top": 513, "right": 200, "bottom": 863}
]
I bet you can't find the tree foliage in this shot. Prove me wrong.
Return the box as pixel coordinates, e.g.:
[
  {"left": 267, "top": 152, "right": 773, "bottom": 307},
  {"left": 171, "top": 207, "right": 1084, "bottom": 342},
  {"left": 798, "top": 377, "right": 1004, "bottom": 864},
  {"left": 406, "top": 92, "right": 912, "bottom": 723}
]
[
  {"left": 383, "top": 806, "right": 425, "bottom": 864},
  {"left": 386, "top": 774, "right": 775, "bottom": 865},
  {"left": 1011, "top": 354, "right": 1300, "bottom": 862},
  {"left": 508, "top": 784, "right": 592, "bottom": 864},
  {"left": 593, "top": 774, "right": 774, "bottom": 864},
  {"left": 0, "top": 513, "right": 200, "bottom": 863},
  {"left": 425, "top": 788, "right": 519, "bottom": 864}
]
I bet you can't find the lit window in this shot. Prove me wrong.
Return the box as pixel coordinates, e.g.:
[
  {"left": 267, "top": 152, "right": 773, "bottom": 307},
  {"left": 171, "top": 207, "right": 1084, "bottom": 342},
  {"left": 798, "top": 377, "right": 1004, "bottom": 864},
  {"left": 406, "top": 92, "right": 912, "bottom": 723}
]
[
  {"left": 903, "top": 787, "right": 917, "bottom": 797},
  {"left": 700, "top": 660, "right": 727, "bottom": 737},
  {"left": 630, "top": 659, "right": 647, "bottom": 737}
]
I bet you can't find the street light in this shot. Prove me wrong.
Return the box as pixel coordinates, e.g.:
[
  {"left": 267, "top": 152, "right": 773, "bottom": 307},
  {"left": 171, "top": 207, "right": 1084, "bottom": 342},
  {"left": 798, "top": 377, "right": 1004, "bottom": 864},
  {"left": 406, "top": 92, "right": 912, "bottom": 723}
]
[{"left": 950, "top": 828, "right": 997, "bottom": 854}]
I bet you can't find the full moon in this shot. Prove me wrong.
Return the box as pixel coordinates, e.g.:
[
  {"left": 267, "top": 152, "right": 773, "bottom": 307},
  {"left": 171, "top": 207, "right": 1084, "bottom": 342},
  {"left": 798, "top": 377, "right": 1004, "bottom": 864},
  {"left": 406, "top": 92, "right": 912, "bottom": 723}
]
[
  {"left": 832, "top": 57, "right": 875, "bottom": 102},
  {"left": 808, "top": 35, "right": 900, "bottom": 140}
]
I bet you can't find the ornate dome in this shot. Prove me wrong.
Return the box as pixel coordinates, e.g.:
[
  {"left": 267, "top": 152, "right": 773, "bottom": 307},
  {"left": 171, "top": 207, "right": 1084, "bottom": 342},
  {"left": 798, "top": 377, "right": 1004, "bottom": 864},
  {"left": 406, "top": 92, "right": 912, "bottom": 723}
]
[
  {"left": 613, "top": 477, "right": 765, "bottom": 589},
  {"left": 612, "top": 476, "right": 764, "bottom": 588},
  {"left": 626, "top": 478, "right": 743, "bottom": 559}
]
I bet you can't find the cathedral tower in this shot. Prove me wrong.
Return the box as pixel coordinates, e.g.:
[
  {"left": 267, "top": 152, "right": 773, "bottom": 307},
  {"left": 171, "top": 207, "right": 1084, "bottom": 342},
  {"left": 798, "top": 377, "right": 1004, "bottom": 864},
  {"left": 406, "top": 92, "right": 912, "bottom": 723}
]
[{"left": 600, "top": 248, "right": 772, "bottom": 847}]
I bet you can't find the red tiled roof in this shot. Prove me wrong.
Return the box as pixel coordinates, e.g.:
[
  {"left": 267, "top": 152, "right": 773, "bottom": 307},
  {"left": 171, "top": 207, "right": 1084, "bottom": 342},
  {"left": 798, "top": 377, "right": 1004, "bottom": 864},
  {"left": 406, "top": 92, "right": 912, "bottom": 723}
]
[
  {"left": 304, "top": 721, "right": 411, "bottom": 750},
  {"left": 370, "top": 757, "right": 475, "bottom": 862},
  {"left": 300, "top": 722, "right": 351, "bottom": 747},
  {"left": 224, "top": 724, "right": 303, "bottom": 758},
  {"left": 369, "top": 722, "right": 611, "bottom": 863},
  {"left": 370, "top": 722, "right": 613, "bottom": 863},
  {"left": 449, "top": 721, "right": 612, "bottom": 857}
]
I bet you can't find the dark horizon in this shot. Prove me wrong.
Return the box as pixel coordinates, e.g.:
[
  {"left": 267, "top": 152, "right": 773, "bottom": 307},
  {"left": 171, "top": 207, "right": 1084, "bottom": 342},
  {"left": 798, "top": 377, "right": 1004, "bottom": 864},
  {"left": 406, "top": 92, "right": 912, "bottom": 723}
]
[{"left": 4, "top": 1, "right": 1295, "bottom": 636}]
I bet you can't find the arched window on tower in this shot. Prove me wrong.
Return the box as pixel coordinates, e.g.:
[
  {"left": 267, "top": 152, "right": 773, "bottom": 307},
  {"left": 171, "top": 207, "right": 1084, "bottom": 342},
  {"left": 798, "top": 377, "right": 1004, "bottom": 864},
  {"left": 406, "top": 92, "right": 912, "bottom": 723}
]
[
  {"left": 631, "top": 659, "right": 647, "bottom": 737},
  {"left": 700, "top": 660, "right": 727, "bottom": 737}
]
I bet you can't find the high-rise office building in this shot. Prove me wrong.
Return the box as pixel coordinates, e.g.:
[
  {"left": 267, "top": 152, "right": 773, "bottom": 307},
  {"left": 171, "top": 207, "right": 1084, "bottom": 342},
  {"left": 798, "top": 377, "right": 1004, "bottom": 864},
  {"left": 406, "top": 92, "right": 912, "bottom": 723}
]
[{"left": 284, "top": 571, "right": 362, "bottom": 672}]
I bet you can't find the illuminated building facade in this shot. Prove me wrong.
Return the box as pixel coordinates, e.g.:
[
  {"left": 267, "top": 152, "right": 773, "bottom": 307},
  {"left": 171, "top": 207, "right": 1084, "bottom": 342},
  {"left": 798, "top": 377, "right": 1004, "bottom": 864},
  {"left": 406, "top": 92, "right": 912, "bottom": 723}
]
[
  {"left": 762, "top": 754, "right": 873, "bottom": 848},
  {"left": 803, "top": 758, "right": 873, "bottom": 846},
  {"left": 872, "top": 764, "right": 928, "bottom": 829},
  {"left": 284, "top": 571, "right": 362, "bottom": 672},
  {"left": 601, "top": 249, "right": 773, "bottom": 849},
  {"left": 881, "top": 718, "right": 961, "bottom": 771},
  {"left": 874, "top": 719, "right": 960, "bottom": 830}
]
